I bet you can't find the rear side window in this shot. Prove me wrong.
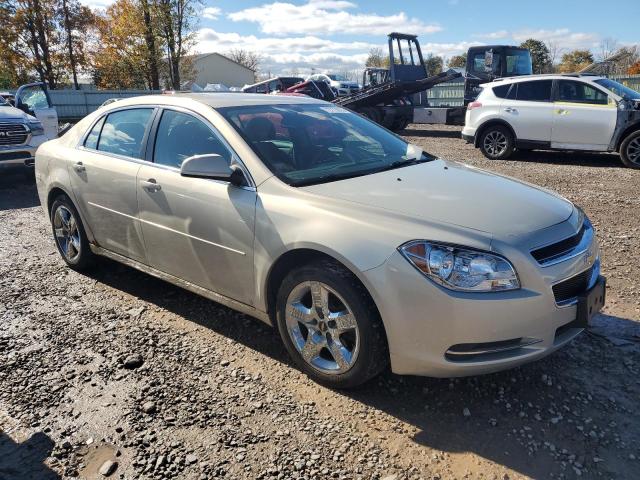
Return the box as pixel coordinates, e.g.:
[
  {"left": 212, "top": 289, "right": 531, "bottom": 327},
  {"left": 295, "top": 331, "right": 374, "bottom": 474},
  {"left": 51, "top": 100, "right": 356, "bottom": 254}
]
[
  {"left": 492, "top": 84, "right": 511, "bottom": 98},
  {"left": 84, "top": 117, "right": 105, "bottom": 149},
  {"left": 514, "top": 80, "right": 552, "bottom": 102},
  {"left": 153, "top": 110, "right": 232, "bottom": 168},
  {"left": 97, "top": 108, "right": 153, "bottom": 159},
  {"left": 557, "top": 80, "right": 608, "bottom": 105}
]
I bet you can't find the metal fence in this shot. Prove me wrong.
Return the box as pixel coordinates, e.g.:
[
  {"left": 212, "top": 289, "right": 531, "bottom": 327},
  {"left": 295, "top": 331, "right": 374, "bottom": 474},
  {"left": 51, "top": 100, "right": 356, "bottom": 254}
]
[{"left": 49, "top": 90, "right": 161, "bottom": 121}]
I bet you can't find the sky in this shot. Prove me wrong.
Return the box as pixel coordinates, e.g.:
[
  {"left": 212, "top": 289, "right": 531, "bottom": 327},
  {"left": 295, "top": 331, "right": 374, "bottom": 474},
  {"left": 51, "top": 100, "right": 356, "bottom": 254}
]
[{"left": 82, "top": 0, "right": 640, "bottom": 76}]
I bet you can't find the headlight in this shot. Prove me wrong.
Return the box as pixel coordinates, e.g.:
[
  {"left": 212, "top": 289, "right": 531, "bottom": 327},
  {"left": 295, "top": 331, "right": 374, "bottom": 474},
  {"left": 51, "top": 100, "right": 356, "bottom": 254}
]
[
  {"left": 28, "top": 120, "right": 45, "bottom": 136},
  {"left": 399, "top": 241, "right": 520, "bottom": 292}
]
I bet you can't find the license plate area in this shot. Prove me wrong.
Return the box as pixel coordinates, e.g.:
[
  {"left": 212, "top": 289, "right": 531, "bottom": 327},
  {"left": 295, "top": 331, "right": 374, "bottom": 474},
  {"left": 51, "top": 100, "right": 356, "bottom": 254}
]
[{"left": 576, "top": 276, "right": 606, "bottom": 328}]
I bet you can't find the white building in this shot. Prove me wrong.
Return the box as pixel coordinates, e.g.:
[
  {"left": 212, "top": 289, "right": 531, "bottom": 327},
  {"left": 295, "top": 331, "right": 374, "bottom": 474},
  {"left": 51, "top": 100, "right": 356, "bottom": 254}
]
[{"left": 188, "top": 53, "right": 255, "bottom": 89}]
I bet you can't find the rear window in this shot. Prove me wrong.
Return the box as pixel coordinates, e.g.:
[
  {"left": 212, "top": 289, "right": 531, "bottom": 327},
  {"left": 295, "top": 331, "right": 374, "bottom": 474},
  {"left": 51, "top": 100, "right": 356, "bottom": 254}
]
[
  {"left": 514, "top": 80, "right": 552, "bottom": 102},
  {"left": 492, "top": 84, "right": 511, "bottom": 98},
  {"left": 97, "top": 108, "right": 153, "bottom": 159}
]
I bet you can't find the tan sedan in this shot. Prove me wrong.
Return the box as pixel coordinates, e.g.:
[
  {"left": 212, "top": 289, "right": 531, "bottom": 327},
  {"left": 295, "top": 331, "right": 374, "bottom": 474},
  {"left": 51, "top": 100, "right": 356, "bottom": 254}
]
[{"left": 35, "top": 94, "right": 606, "bottom": 388}]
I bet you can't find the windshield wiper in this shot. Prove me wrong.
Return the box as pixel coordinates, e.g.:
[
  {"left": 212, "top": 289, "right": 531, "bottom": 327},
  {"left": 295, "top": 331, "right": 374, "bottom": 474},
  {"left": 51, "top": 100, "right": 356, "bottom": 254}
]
[{"left": 373, "top": 156, "right": 433, "bottom": 173}]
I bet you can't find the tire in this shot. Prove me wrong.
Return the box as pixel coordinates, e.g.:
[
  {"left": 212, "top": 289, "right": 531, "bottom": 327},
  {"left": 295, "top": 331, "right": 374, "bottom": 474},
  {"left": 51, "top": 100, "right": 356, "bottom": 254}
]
[
  {"left": 479, "top": 125, "right": 515, "bottom": 160},
  {"left": 275, "top": 259, "right": 389, "bottom": 389},
  {"left": 619, "top": 130, "right": 640, "bottom": 169},
  {"left": 50, "top": 194, "right": 94, "bottom": 271}
]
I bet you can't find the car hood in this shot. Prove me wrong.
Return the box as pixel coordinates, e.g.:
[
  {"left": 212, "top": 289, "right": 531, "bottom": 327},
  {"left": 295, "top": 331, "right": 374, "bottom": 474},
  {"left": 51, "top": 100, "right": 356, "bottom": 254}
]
[
  {"left": 302, "top": 159, "right": 574, "bottom": 238},
  {"left": 0, "top": 105, "right": 29, "bottom": 122}
]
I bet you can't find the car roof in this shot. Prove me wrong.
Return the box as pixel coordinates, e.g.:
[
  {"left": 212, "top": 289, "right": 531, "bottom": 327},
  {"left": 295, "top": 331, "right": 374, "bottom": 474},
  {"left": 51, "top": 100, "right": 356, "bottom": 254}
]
[
  {"left": 482, "top": 74, "right": 606, "bottom": 87},
  {"left": 105, "top": 92, "right": 327, "bottom": 110}
]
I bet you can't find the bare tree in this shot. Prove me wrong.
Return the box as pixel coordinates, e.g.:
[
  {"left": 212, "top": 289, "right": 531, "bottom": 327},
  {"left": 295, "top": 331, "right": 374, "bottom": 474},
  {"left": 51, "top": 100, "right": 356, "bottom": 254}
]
[
  {"left": 598, "top": 37, "right": 618, "bottom": 61},
  {"left": 545, "top": 40, "right": 563, "bottom": 72},
  {"left": 226, "top": 49, "right": 261, "bottom": 74}
]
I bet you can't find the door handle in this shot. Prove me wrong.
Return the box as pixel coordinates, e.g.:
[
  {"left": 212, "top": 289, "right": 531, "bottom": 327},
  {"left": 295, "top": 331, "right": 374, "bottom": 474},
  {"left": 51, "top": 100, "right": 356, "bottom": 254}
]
[
  {"left": 504, "top": 107, "right": 517, "bottom": 113},
  {"left": 72, "top": 161, "right": 85, "bottom": 173},
  {"left": 141, "top": 179, "right": 162, "bottom": 192},
  {"left": 556, "top": 108, "right": 569, "bottom": 115}
]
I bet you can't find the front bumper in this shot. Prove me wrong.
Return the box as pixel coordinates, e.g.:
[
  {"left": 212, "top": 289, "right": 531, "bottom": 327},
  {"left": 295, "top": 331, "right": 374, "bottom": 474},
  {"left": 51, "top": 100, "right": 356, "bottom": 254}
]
[
  {"left": 0, "top": 136, "right": 45, "bottom": 171},
  {"left": 363, "top": 238, "right": 601, "bottom": 377}
]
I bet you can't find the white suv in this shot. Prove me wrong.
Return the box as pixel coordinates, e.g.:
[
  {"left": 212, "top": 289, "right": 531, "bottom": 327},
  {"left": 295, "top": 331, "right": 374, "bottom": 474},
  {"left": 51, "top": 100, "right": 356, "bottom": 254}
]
[{"left": 462, "top": 74, "right": 640, "bottom": 168}]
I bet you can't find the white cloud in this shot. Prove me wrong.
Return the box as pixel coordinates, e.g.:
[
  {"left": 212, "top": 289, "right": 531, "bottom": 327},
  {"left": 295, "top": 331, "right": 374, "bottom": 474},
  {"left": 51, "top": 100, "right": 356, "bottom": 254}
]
[
  {"left": 474, "top": 28, "right": 601, "bottom": 51},
  {"left": 227, "top": 0, "right": 442, "bottom": 36},
  {"left": 202, "top": 7, "right": 221, "bottom": 20},
  {"left": 78, "top": 0, "right": 113, "bottom": 9}
]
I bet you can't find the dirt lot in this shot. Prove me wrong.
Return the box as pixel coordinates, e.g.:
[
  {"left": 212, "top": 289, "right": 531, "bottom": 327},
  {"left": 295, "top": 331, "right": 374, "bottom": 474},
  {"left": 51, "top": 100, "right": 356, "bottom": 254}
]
[{"left": 1, "top": 125, "right": 639, "bottom": 480}]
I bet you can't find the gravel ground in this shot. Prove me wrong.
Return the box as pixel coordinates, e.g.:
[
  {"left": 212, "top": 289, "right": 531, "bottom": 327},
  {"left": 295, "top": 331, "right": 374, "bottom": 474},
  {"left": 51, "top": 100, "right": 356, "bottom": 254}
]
[{"left": 1, "top": 124, "right": 639, "bottom": 480}]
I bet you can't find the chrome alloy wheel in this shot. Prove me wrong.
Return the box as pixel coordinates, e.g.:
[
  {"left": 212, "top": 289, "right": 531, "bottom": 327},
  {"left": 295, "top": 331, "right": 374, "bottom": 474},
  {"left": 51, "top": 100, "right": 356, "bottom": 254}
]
[
  {"left": 626, "top": 137, "right": 640, "bottom": 165},
  {"left": 484, "top": 130, "right": 508, "bottom": 157},
  {"left": 285, "top": 281, "right": 360, "bottom": 375},
  {"left": 53, "top": 205, "right": 81, "bottom": 262}
]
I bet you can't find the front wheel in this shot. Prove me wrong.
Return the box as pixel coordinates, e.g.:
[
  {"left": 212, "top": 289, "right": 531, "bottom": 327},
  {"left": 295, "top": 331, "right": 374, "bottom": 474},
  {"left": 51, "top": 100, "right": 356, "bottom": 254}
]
[
  {"left": 620, "top": 130, "right": 640, "bottom": 169},
  {"left": 479, "top": 125, "right": 515, "bottom": 160},
  {"left": 50, "top": 195, "right": 94, "bottom": 271},
  {"left": 276, "top": 260, "right": 388, "bottom": 389}
]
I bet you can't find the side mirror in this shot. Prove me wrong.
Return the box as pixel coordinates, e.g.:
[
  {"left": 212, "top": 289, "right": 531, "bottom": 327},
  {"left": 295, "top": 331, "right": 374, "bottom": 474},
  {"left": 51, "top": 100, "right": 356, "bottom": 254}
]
[{"left": 180, "top": 154, "right": 245, "bottom": 186}]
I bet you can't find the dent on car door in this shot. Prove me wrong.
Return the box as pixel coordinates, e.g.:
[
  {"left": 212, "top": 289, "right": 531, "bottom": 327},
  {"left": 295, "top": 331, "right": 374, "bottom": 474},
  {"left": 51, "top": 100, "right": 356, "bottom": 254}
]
[
  {"left": 551, "top": 80, "right": 617, "bottom": 150},
  {"left": 136, "top": 108, "right": 257, "bottom": 305},
  {"left": 68, "top": 107, "right": 154, "bottom": 262},
  {"left": 500, "top": 80, "right": 554, "bottom": 143}
]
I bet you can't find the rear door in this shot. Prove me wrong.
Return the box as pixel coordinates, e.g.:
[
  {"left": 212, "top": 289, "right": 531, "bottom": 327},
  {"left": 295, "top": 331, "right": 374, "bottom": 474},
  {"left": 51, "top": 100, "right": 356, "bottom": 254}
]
[
  {"left": 70, "top": 107, "right": 155, "bottom": 262},
  {"left": 500, "top": 80, "right": 554, "bottom": 144},
  {"left": 15, "top": 83, "right": 58, "bottom": 139},
  {"left": 551, "top": 80, "right": 617, "bottom": 150}
]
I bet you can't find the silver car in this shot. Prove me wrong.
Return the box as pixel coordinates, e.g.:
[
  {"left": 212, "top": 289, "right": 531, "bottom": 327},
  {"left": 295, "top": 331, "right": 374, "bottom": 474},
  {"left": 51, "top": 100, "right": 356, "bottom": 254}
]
[{"left": 35, "top": 94, "right": 606, "bottom": 388}]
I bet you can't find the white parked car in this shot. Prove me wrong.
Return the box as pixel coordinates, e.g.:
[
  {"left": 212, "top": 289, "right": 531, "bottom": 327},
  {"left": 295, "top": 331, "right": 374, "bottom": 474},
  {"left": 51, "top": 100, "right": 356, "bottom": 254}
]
[
  {"left": 36, "top": 93, "right": 605, "bottom": 388},
  {"left": 462, "top": 74, "right": 640, "bottom": 168},
  {"left": 308, "top": 74, "right": 360, "bottom": 96}
]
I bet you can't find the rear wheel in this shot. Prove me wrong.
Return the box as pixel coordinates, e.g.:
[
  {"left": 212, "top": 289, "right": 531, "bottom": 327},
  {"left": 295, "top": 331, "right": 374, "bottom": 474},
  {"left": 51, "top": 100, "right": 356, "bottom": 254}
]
[
  {"left": 276, "top": 260, "right": 388, "bottom": 389},
  {"left": 620, "top": 130, "right": 640, "bottom": 169},
  {"left": 50, "top": 195, "right": 94, "bottom": 271},
  {"left": 479, "top": 125, "right": 515, "bottom": 160}
]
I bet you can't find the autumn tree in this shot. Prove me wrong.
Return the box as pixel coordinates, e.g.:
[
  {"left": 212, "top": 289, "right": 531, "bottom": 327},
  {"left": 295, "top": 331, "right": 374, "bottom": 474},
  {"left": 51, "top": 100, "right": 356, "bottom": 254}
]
[
  {"left": 447, "top": 53, "right": 466, "bottom": 69},
  {"left": 629, "top": 62, "right": 640, "bottom": 75},
  {"left": 520, "top": 39, "right": 551, "bottom": 73},
  {"left": 0, "top": 0, "right": 32, "bottom": 87},
  {"left": 558, "top": 50, "right": 594, "bottom": 73},
  {"left": 56, "top": 0, "right": 95, "bottom": 89}
]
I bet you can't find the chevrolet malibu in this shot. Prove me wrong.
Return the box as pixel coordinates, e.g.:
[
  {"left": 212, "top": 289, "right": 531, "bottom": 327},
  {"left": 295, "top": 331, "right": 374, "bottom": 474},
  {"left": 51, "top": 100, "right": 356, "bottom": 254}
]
[{"left": 35, "top": 94, "right": 606, "bottom": 388}]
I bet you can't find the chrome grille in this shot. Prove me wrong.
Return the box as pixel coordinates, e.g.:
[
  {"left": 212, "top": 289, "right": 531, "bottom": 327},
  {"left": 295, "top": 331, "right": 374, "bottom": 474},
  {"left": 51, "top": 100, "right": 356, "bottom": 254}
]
[{"left": 0, "top": 123, "right": 29, "bottom": 146}]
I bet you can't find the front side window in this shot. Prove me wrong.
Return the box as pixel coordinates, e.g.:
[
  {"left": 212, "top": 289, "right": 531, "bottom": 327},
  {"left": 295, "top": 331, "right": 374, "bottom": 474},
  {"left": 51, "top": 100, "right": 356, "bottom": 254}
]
[
  {"left": 557, "top": 80, "right": 608, "bottom": 105},
  {"left": 97, "top": 108, "right": 153, "bottom": 159},
  {"left": 153, "top": 110, "right": 232, "bottom": 169},
  {"left": 515, "top": 80, "right": 552, "bottom": 102},
  {"left": 218, "top": 103, "right": 434, "bottom": 187}
]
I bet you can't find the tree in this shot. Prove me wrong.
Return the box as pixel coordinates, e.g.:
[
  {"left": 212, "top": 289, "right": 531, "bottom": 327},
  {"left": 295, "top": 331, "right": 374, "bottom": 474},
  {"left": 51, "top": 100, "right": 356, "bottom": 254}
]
[
  {"left": 226, "top": 49, "right": 261, "bottom": 73},
  {"left": 629, "top": 62, "right": 640, "bottom": 75},
  {"left": 598, "top": 37, "right": 618, "bottom": 61},
  {"left": 558, "top": 49, "right": 594, "bottom": 73},
  {"left": 425, "top": 54, "right": 443, "bottom": 75},
  {"left": 545, "top": 40, "right": 563, "bottom": 72},
  {"left": 56, "top": 0, "right": 95, "bottom": 89},
  {"left": 447, "top": 53, "right": 466, "bottom": 69},
  {"left": 520, "top": 39, "right": 551, "bottom": 73},
  {"left": 0, "top": 0, "right": 33, "bottom": 88},
  {"left": 140, "top": 0, "right": 161, "bottom": 90},
  {"left": 365, "top": 47, "right": 385, "bottom": 68},
  {"left": 157, "top": 0, "right": 201, "bottom": 90}
]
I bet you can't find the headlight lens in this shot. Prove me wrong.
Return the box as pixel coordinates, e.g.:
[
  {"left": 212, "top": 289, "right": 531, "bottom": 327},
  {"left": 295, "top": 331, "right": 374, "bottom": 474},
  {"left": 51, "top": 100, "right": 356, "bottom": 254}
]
[
  {"left": 28, "top": 120, "right": 45, "bottom": 136},
  {"left": 399, "top": 241, "right": 520, "bottom": 292}
]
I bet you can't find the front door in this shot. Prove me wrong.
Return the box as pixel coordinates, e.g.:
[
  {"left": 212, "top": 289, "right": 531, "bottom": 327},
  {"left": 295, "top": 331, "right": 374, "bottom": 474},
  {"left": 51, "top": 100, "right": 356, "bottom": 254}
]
[
  {"left": 500, "top": 79, "right": 555, "bottom": 143},
  {"left": 137, "top": 108, "right": 257, "bottom": 305},
  {"left": 551, "top": 80, "right": 617, "bottom": 150},
  {"left": 69, "top": 107, "right": 154, "bottom": 262},
  {"left": 15, "top": 83, "right": 58, "bottom": 139}
]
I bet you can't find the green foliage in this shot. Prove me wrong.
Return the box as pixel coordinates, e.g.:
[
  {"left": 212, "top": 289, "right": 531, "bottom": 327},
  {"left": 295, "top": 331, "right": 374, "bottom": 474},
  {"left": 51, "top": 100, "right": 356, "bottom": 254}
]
[
  {"left": 425, "top": 54, "right": 444, "bottom": 75},
  {"left": 520, "top": 39, "right": 551, "bottom": 74}
]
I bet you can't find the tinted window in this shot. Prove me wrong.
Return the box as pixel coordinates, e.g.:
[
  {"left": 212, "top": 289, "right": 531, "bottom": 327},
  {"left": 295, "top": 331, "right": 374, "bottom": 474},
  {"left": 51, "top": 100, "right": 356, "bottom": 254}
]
[
  {"left": 84, "top": 117, "right": 105, "bottom": 149},
  {"left": 558, "top": 80, "right": 608, "bottom": 105},
  {"left": 154, "top": 110, "right": 232, "bottom": 169},
  {"left": 97, "top": 109, "right": 153, "bottom": 158},
  {"left": 493, "top": 84, "right": 511, "bottom": 98},
  {"left": 515, "top": 80, "right": 552, "bottom": 102},
  {"left": 505, "top": 49, "right": 533, "bottom": 75}
]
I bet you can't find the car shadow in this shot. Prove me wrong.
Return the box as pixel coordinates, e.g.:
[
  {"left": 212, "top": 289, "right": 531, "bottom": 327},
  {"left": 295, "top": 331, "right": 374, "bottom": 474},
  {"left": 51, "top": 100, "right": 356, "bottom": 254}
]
[
  {"left": 513, "top": 150, "right": 624, "bottom": 168},
  {"left": 0, "top": 431, "right": 60, "bottom": 480},
  {"left": 84, "top": 258, "right": 640, "bottom": 479},
  {"left": 403, "top": 128, "right": 463, "bottom": 139},
  {"left": 0, "top": 172, "right": 40, "bottom": 211}
]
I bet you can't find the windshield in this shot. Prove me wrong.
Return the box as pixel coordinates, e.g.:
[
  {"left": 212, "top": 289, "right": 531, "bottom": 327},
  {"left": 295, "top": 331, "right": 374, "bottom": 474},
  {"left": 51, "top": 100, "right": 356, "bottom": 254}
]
[
  {"left": 504, "top": 49, "right": 533, "bottom": 76},
  {"left": 327, "top": 74, "right": 347, "bottom": 81},
  {"left": 0, "top": 96, "right": 9, "bottom": 106},
  {"left": 594, "top": 78, "right": 640, "bottom": 100},
  {"left": 218, "top": 104, "right": 434, "bottom": 186}
]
